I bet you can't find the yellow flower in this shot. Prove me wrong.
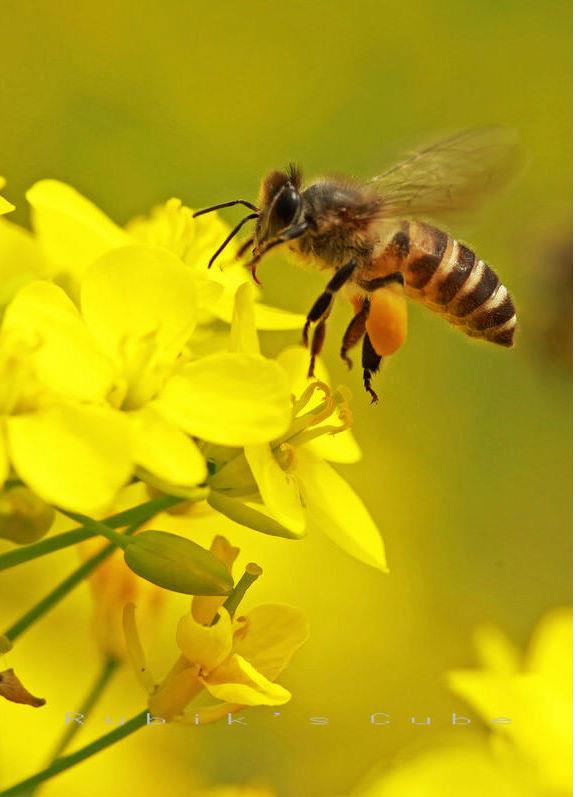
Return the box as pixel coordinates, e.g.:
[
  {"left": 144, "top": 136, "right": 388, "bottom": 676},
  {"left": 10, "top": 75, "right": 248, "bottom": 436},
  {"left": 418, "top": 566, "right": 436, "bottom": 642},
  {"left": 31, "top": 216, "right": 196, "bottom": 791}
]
[
  {"left": 123, "top": 536, "right": 309, "bottom": 723},
  {"left": 0, "top": 213, "right": 48, "bottom": 311},
  {"left": 208, "top": 285, "right": 387, "bottom": 572},
  {"left": 354, "top": 745, "right": 537, "bottom": 797},
  {"left": 352, "top": 608, "right": 572, "bottom": 797},
  {"left": 448, "top": 607, "right": 572, "bottom": 795},
  {"left": 0, "top": 324, "right": 132, "bottom": 514},
  {"left": 192, "top": 787, "right": 275, "bottom": 797},
  {"left": 0, "top": 246, "right": 292, "bottom": 513},
  {"left": 26, "top": 180, "right": 304, "bottom": 329},
  {"left": 0, "top": 178, "right": 48, "bottom": 311},
  {"left": 0, "top": 178, "right": 15, "bottom": 216}
]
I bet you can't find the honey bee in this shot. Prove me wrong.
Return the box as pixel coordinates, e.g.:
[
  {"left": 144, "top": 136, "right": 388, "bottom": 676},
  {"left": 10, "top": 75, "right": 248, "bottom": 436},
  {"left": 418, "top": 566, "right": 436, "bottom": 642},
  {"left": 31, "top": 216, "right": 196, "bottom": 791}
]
[{"left": 194, "top": 127, "right": 519, "bottom": 402}]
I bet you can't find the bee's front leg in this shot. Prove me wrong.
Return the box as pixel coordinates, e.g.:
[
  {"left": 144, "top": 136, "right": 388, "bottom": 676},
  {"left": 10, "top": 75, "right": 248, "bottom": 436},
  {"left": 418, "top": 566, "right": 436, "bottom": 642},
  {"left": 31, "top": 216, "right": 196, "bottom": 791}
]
[{"left": 303, "top": 259, "right": 357, "bottom": 377}]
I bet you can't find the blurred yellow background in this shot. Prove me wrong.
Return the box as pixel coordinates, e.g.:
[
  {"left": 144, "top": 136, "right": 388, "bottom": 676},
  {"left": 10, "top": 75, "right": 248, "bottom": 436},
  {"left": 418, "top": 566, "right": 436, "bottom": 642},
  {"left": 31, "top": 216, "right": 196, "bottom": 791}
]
[{"left": 0, "top": 1, "right": 571, "bottom": 796}]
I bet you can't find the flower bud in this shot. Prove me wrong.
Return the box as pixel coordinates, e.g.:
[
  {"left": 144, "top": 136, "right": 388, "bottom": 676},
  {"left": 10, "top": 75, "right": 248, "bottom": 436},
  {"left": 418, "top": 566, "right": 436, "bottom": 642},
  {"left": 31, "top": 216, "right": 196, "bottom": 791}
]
[
  {"left": 124, "top": 530, "right": 234, "bottom": 595},
  {"left": 0, "top": 487, "right": 55, "bottom": 544}
]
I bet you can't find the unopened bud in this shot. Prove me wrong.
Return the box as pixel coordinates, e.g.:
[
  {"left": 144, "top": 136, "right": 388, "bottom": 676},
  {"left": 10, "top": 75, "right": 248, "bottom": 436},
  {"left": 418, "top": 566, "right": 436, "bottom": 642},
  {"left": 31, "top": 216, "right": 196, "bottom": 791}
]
[
  {"left": 124, "top": 530, "right": 234, "bottom": 595},
  {"left": 0, "top": 487, "right": 55, "bottom": 544}
]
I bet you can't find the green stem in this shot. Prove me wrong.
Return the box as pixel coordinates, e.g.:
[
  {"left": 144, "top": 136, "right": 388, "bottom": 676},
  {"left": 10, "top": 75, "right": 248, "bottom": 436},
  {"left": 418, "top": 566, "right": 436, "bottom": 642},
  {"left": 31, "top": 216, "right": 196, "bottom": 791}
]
[
  {"left": 2, "top": 514, "right": 151, "bottom": 644},
  {"left": 0, "top": 493, "right": 205, "bottom": 572},
  {"left": 50, "top": 657, "right": 120, "bottom": 761},
  {"left": 0, "top": 710, "right": 148, "bottom": 796},
  {"left": 58, "top": 511, "right": 131, "bottom": 550},
  {"left": 28, "top": 658, "right": 120, "bottom": 796}
]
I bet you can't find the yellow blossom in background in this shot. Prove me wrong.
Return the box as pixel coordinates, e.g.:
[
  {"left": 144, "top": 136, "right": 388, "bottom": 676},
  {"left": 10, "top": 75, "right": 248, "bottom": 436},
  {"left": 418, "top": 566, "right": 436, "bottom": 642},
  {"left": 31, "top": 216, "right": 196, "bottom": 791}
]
[
  {"left": 208, "top": 284, "right": 387, "bottom": 571},
  {"left": 123, "top": 536, "right": 309, "bottom": 723},
  {"left": 448, "top": 607, "right": 572, "bottom": 795},
  {"left": 0, "top": 245, "right": 292, "bottom": 513},
  {"left": 25, "top": 180, "right": 304, "bottom": 329},
  {"left": 80, "top": 536, "right": 165, "bottom": 662},
  {"left": 354, "top": 744, "right": 537, "bottom": 797},
  {"left": 351, "top": 608, "right": 572, "bottom": 797},
  {"left": 192, "top": 787, "right": 275, "bottom": 797}
]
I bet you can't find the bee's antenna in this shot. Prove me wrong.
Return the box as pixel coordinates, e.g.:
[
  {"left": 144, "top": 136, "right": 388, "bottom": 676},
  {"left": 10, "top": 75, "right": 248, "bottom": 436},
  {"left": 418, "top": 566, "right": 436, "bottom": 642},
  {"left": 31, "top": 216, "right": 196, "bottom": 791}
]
[
  {"left": 193, "top": 200, "right": 259, "bottom": 218},
  {"left": 208, "top": 213, "right": 259, "bottom": 269}
]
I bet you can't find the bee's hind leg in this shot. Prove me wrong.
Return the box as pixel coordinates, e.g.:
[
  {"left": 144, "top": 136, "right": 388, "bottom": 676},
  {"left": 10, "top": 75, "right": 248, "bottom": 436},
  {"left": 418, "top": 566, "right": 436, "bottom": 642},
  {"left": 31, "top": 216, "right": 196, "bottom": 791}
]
[
  {"left": 340, "top": 298, "right": 370, "bottom": 369},
  {"left": 303, "top": 259, "right": 357, "bottom": 376},
  {"left": 362, "top": 331, "right": 382, "bottom": 404}
]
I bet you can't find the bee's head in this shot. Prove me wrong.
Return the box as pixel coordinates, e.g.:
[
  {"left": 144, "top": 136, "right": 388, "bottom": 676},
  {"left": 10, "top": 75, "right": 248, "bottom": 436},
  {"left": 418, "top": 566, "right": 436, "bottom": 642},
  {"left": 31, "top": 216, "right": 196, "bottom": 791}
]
[{"left": 255, "top": 164, "right": 303, "bottom": 247}]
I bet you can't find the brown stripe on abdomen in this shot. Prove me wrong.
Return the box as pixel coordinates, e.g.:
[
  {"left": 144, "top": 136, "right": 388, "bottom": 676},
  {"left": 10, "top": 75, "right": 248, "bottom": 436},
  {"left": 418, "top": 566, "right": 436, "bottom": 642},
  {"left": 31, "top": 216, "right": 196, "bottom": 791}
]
[
  {"left": 431, "top": 242, "right": 476, "bottom": 305},
  {"left": 400, "top": 222, "right": 517, "bottom": 348},
  {"left": 403, "top": 223, "right": 448, "bottom": 290}
]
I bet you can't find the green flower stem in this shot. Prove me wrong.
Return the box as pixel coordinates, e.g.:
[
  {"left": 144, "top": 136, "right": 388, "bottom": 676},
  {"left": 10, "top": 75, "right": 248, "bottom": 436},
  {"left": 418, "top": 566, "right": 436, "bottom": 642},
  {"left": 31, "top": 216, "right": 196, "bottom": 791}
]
[
  {"left": 1, "top": 509, "right": 159, "bottom": 645},
  {"left": 50, "top": 657, "right": 120, "bottom": 761},
  {"left": 58, "top": 511, "right": 132, "bottom": 550},
  {"left": 28, "top": 657, "right": 120, "bottom": 796},
  {"left": 0, "top": 492, "right": 206, "bottom": 572},
  {"left": 220, "top": 562, "right": 263, "bottom": 619},
  {"left": 0, "top": 710, "right": 148, "bottom": 796}
]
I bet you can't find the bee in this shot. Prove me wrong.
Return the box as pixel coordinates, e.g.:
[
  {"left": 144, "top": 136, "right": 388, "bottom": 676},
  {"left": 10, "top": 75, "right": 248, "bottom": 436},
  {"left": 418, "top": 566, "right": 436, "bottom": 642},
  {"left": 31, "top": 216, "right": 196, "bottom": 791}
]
[{"left": 194, "top": 127, "right": 519, "bottom": 402}]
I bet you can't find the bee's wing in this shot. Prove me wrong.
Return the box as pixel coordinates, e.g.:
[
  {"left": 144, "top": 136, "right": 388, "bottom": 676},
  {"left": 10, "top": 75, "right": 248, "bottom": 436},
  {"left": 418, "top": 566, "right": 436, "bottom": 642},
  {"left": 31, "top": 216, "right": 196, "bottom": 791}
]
[{"left": 368, "top": 126, "right": 522, "bottom": 219}]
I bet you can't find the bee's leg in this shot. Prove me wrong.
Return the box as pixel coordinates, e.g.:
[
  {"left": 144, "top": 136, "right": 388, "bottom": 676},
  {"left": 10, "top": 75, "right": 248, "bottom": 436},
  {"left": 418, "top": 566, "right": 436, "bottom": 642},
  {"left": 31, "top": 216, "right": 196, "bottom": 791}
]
[
  {"left": 357, "top": 271, "right": 405, "bottom": 291},
  {"left": 340, "top": 298, "right": 370, "bottom": 369},
  {"left": 302, "top": 259, "right": 358, "bottom": 356},
  {"left": 308, "top": 319, "right": 327, "bottom": 378},
  {"left": 362, "top": 331, "right": 382, "bottom": 404}
]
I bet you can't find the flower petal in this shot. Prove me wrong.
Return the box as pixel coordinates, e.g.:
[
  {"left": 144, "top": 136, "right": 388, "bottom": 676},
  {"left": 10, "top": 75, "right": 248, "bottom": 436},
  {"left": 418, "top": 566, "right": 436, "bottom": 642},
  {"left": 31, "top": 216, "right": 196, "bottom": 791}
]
[
  {"left": 214, "top": 290, "right": 306, "bottom": 330},
  {"left": 244, "top": 443, "right": 306, "bottom": 536},
  {"left": 177, "top": 608, "right": 233, "bottom": 673},
  {"left": 153, "top": 353, "right": 291, "bottom": 446},
  {"left": 6, "top": 404, "right": 132, "bottom": 514},
  {"left": 81, "top": 245, "right": 198, "bottom": 367},
  {"left": 26, "top": 180, "right": 129, "bottom": 283},
  {"left": 229, "top": 283, "right": 260, "bottom": 355},
  {"left": 122, "top": 603, "right": 156, "bottom": 692},
  {"left": 3, "top": 281, "right": 115, "bottom": 402},
  {"left": 192, "top": 536, "right": 240, "bottom": 626},
  {"left": 233, "top": 604, "right": 310, "bottom": 681},
  {"left": 295, "top": 448, "right": 388, "bottom": 571},
  {"left": 202, "top": 653, "right": 292, "bottom": 706},
  {"left": 0, "top": 179, "right": 15, "bottom": 216},
  {"left": 0, "top": 218, "right": 47, "bottom": 308},
  {"left": 128, "top": 407, "right": 207, "bottom": 486}
]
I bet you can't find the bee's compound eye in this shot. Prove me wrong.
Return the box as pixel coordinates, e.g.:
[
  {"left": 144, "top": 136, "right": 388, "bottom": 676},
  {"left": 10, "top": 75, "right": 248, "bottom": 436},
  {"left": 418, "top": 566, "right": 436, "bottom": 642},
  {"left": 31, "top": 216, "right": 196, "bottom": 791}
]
[{"left": 274, "top": 185, "right": 301, "bottom": 228}]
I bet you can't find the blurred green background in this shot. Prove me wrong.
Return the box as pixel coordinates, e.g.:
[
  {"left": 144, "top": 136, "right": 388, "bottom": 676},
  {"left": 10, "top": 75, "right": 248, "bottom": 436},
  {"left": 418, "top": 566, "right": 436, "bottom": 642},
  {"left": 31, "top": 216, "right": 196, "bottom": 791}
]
[{"left": 0, "top": 1, "right": 571, "bottom": 796}]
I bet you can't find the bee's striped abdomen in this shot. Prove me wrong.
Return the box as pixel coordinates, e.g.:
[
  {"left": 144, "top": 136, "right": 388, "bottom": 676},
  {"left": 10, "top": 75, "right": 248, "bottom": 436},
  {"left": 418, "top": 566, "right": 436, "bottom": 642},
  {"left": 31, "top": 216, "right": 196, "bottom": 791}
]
[{"left": 400, "top": 222, "right": 516, "bottom": 347}]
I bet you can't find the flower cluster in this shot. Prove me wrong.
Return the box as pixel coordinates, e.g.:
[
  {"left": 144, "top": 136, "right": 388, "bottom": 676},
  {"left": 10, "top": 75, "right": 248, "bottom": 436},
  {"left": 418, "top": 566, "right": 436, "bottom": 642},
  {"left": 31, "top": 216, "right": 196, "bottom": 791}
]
[{"left": 0, "top": 180, "right": 385, "bottom": 571}]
